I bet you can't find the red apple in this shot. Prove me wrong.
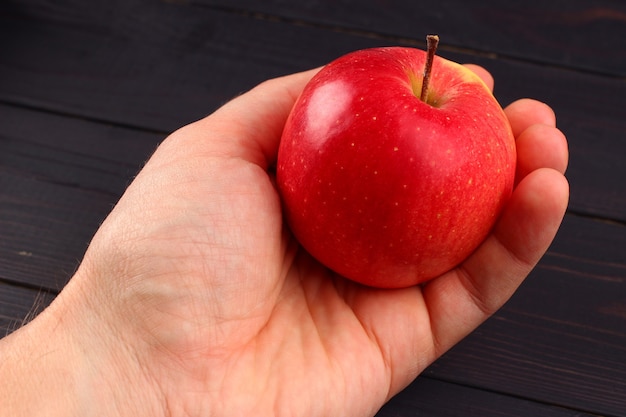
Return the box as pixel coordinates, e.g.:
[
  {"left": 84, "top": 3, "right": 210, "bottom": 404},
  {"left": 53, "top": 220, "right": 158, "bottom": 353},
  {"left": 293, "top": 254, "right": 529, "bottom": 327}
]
[{"left": 276, "top": 43, "right": 516, "bottom": 288}]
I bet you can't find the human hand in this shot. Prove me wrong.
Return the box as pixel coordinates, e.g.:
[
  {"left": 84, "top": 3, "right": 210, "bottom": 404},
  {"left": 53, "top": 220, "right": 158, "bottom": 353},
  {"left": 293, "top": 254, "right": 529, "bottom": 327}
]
[{"left": 0, "top": 66, "right": 568, "bottom": 417}]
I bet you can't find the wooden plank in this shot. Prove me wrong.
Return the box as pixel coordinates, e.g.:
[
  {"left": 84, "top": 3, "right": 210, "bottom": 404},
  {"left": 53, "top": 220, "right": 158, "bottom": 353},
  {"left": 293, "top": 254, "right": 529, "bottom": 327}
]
[
  {"left": 378, "top": 376, "right": 598, "bottom": 417},
  {"left": 0, "top": 104, "right": 163, "bottom": 289},
  {"left": 0, "top": 104, "right": 162, "bottom": 196},
  {"left": 198, "top": 0, "right": 626, "bottom": 77},
  {"left": 0, "top": 171, "right": 114, "bottom": 290},
  {"left": 424, "top": 214, "right": 626, "bottom": 416},
  {"left": 1, "top": 3, "right": 625, "bottom": 222},
  {"left": 0, "top": 1, "right": 381, "bottom": 132}
]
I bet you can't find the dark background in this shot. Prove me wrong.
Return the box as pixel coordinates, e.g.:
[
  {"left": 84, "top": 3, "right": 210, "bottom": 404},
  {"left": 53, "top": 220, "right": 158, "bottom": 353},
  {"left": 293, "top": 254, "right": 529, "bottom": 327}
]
[{"left": 1, "top": 1, "right": 625, "bottom": 415}]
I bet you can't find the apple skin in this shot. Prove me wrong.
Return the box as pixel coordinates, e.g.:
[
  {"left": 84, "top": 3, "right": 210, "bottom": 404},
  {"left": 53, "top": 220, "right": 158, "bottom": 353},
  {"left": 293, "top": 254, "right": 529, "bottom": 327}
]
[{"left": 276, "top": 47, "right": 516, "bottom": 288}]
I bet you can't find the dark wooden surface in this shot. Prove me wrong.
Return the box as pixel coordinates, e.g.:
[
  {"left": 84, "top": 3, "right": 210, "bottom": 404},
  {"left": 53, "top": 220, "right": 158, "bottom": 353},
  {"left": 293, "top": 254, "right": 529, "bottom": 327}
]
[{"left": 1, "top": 1, "right": 625, "bottom": 415}]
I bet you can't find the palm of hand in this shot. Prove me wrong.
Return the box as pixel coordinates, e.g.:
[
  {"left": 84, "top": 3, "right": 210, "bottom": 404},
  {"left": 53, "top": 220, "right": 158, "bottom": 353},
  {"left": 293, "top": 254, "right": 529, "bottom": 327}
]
[
  {"left": 77, "top": 69, "right": 568, "bottom": 417},
  {"left": 92, "top": 130, "right": 414, "bottom": 416}
]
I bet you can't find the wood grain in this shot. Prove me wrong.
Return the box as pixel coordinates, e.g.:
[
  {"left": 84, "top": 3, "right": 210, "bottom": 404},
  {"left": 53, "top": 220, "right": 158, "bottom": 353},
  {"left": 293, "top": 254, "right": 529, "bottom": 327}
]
[
  {"left": 1, "top": 3, "right": 624, "bottom": 222},
  {"left": 197, "top": 0, "right": 626, "bottom": 77},
  {"left": 0, "top": 104, "right": 163, "bottom": 289},
  {"left": 379, "top": 376, "right": 601, "bottom": 417}
]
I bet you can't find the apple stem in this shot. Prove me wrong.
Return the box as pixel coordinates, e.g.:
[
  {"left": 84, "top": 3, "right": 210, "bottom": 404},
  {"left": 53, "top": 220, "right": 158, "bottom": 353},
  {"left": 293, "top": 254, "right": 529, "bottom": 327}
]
[{"left": 420, "top": 34, "right": 439, "bottom": 102}]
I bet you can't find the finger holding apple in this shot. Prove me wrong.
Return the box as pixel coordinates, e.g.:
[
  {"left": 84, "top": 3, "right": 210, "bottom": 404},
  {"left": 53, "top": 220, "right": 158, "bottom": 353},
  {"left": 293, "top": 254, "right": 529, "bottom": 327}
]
[
  {"left": 277, "top": 38, "right": 517, "bottom": 288},
  {"left": 505, "top": 100, "right": 569, "bottom": 182},
  {"left": 461, "top": 64, "right": 494, "bottom": 91}
]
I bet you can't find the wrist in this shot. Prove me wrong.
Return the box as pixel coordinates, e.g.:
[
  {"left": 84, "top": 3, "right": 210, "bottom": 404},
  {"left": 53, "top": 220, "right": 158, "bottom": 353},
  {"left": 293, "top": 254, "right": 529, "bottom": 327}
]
[
  {"left": 0, "top": 271, "right": 164, "bottom": 417},
  {"left": 0, "top": 292, "right": 84, "bottom": 416}
]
